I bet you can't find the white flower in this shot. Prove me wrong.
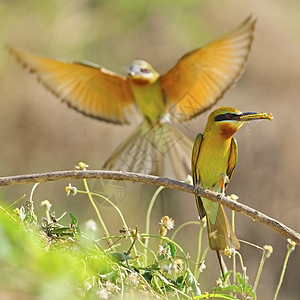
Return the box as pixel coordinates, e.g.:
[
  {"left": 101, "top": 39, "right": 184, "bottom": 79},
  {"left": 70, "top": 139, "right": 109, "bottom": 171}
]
[
  {"left": 105, "top": 280, "right": 120, "bottom": 293},
  {"left": 287, "top": 239, "right": 296, "bottom": 251},
  {"left": 40, "top": 200, "right": 52, "bottom": 211},
  {"left": 171, "top": 259, "right": 183, "bottom": 273},
  {"left": 184, "top": 175, "right": 193, "bottom": 185},
  {"left": 84, "top": 280, "right": 92, "bottom": 291},
  {"left": 224, "top": 246, "right": 235, "bottom": 258},
  {"left": 199, "top": 261, "right": 206, "bottom": 272},
  {"left": 158, "top": 245, "right": 167, "bottom": 256},
  {"left": 75, "top": 162, "right": 89, "bottom": 170},
  {"left": 159, "top": 216, "right": 175, "bottom": 230},
  {"left": 216, "top": 278, "right": 223, "bottom": 287},
  {"left": 86, "top": 219, "right": 97, "bottom": 232},
  {"left": 128, "top": 272, "right": 139, "bottom": 286},
  {"left": 263, "top": 244, "right": 273, "bottom": 258},
  {"left": 162, "top": 264, "right": 171, "bottom": 274},
  {"left": 65, "top": 183, "right": 77, "bottom": 196},
  {"left": 230, "top": 194, "right": 239, "bottom": 201},
  {"left": 96, "top": 288, "right": 110, "bottom": 299}
]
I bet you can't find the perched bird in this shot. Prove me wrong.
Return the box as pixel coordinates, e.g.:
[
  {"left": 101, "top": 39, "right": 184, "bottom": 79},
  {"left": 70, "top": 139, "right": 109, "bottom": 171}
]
[
  {"left": 9, "top": 17, "right": 255, "bottom": 179},
  {"left": 191, "top": 107, "right": 273, "bottom": 275}
]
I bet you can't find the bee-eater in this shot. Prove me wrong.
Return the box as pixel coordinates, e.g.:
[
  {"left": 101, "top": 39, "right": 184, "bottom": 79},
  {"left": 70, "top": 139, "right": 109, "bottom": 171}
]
[
  {"left": 191, "top": 107, "right": 273, "bottom": 275},
  {"left": 9, "top": 17, "right": 255, "bottom": 179}
]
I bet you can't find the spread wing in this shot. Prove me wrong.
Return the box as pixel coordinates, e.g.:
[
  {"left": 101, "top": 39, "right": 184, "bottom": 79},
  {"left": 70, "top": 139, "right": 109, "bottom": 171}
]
[
  {"left": 9, "top": 46, "right": 140, "bottom": 125},
  {"left": 226, "top": 137, "right": 238, "bottom": 189},
  {"left": 191, "top": 133, "right": 206, "bottom": 219},
  {"left": 160, "top": 16, "right": 256, "bottom": 122}
]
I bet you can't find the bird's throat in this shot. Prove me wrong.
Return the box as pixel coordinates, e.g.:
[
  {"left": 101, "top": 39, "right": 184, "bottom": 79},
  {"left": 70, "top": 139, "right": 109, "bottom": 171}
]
[
  {"left": 219, "top": 123, "right": 239, "bottom": 139},
  {"left": 128, "top": 77, "right": 154, "bottom": 86}
]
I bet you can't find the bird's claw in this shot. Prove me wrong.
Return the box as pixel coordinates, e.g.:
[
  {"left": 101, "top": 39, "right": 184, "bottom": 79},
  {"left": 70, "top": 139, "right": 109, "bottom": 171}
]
[
  {"left": 217, "top": 192, "right": 225, "bottom": 201},
  {"left": 195, "top": 184, "right": 201, "bottom": 196}
]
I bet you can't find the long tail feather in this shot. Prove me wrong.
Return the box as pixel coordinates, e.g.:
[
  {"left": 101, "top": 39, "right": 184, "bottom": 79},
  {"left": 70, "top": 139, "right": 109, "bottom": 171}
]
[
  {"left": 103, "top": 121, "right": 193, "bottom": 180},
  {"left": 216, "top": 250, "right": 225, "bottom": 279},
  {"left": 206, "top": 204, "right": 240, "bottom": 250}
]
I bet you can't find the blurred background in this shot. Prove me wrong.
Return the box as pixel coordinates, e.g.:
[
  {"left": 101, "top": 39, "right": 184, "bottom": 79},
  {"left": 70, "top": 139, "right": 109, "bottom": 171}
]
[{"left": 1, "top": 0, "right": 300, "bottom": 299}]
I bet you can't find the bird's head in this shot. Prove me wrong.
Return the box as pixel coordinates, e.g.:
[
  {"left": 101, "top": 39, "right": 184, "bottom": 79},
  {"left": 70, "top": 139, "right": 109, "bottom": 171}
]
[
  {"left": 205, "top": 106, "right": 273, "bottom": 139},
  {"left": 126, "top": 60, "right": 159, "bottom": 84}
]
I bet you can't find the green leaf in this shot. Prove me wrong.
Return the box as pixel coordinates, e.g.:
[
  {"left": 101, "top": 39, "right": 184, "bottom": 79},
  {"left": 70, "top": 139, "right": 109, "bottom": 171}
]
[
  {"left": 167, "top": 241, "right": 176, "bottom": 258},
  {"left": 194, "top": 293, "right": 238, "bottom": 299},
  {"left": 111, "top": 252, "right": 133, "bottom": 262},
  {"left": 50, "top": 226, "right": 72, "bottom": 234},
  {"left": 174, "top": 275, "right": 184, "bottom": 289},
  {"left": 68, "top": 212, "right": 78, "bottom": 226},
  {"left": 157, "top": 254, "right": 165, "bottom": 261},
  {"left": 184, "top": 268, "right": 201, "bottom": 296},
  {"left": 154, "top": 272, "right": 173, "bottom": 286},
  {"left": 142, "top": 269, "right": 153, "bottom": 283},
  {"left": 150, "top": 264, "right": 160, "bottom": 271}
]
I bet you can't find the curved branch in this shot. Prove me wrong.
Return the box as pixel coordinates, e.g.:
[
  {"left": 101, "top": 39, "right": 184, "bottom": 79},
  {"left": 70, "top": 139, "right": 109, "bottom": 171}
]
[{"left": 0, "top": 170, "right": 299, "bottom": 245}]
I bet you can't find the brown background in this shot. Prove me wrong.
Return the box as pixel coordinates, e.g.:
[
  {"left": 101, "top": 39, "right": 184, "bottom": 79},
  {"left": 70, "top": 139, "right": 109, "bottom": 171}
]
[{"left": 1, "top": 1, "right": 300, "bottom": 299}]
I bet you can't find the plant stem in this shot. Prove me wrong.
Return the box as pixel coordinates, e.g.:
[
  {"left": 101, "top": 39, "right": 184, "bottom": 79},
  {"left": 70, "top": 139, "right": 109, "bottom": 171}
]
[
  {"left": 273, "top": 241, "right": 296, "bottom": 300},
  {"left": 231, "top": 198, "right": 237, "bottom": 285},
  {"left": 171, "top": 221, "right": 200, "bottom": 240},
  {"left": 79, "top": 184, "right": 138, "bottom": 257},
  {"left": 253, "top": 248, "right": 267, "bottom": 293},
  {"left": 140, "top": 234, "right": 189, "bottom": 267},
  {"left": 144, "top": 186, "right": 164, "bottom": 265},
  {"left": 194, "top": 222, "right": 204, "bottom": 279},
  {"left": 82, "top": 179, "right": 112, "bottom": 247},
  {"left": 200, "top": 245, "right": 210, "bottom": 263},
  {"left": 7, "top": 194, "right": 26, "bottom": 210}
]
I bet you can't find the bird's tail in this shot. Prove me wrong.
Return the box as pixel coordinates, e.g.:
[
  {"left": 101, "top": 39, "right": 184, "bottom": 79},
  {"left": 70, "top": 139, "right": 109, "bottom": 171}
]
[
  {"left": 206, "top": 204, "right": 240, "bottom": 279},
  {"left": 103, "top": 121, "right": 193, "bottom": 180},
  {"left": 206, "top": 204, "right": 240, "bottom": 251}
]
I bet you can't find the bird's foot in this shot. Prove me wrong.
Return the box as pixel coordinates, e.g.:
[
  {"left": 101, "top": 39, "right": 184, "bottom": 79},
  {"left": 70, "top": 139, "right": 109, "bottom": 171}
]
[
  {"left": 217, "top": 191, "right": 225, "bottom": 201},
  {"left": 221, "top": 173, "right": 229, "bottom": 194},
  {"left": 195, "top": 184, "right": 201, "bottom": 197}
]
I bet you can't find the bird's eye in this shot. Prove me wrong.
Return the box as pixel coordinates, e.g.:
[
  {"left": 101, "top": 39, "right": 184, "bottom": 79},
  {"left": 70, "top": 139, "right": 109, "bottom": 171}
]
[
  {"left": 226, "top": 113, "right": 232, "bottom": 118},
  {"left": 140, "top": 68, "right": 150, "bottom": 73}
]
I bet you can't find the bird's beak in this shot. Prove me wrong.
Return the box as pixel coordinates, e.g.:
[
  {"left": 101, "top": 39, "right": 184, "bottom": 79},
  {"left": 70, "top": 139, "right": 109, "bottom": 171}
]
[{"left": 236, "top": 112, "right": 274, "bottom": 122}]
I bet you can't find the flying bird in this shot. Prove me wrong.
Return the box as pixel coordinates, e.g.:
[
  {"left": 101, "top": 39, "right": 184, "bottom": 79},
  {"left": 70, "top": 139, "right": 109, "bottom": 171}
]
[
  {"left": 9, "top": 17, "right": 256, "bottom": 179},
  {"left": 191, "top": 106, "right": 273, "bottom": 276}
]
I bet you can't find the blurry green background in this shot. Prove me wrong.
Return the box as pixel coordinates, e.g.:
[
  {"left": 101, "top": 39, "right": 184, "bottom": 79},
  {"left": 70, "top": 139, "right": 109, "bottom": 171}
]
[{"left": 1, "top": 0, "right": 300, "bottom": 299}]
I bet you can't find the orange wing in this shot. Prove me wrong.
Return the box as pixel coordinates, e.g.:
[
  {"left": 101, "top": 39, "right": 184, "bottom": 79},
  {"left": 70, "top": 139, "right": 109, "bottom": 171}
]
[
  {"left": 9, "top": 46, "right": 139, "bottom": 125},
  {"left": 160, "top": 16, "right": 256, "bottom": 122}
]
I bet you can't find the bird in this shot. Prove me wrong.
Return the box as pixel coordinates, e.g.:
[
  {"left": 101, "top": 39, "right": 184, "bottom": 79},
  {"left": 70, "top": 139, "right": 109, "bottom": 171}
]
[
  {"left": 9, "top": 17, "right": 256, "bottom": 180},
  {"left": 191, "top": 106, "right": 273, "bottom": 276}
]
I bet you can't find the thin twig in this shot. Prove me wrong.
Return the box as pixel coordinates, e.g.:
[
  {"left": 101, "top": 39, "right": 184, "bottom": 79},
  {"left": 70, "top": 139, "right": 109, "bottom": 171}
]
[{"left": 0, "top": 169, "right": 299, "bottom": 245}]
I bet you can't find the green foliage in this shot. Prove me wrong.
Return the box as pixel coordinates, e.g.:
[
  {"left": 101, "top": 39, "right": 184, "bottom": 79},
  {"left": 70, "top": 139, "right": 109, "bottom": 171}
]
[
  {"left": 0, "top": 171, "right": 293, "bottom": 299},
  {"left": 211, "top": 271, "right": 256, "bottom": 299},
  {"left": 0, "top": 206, "right": 84, "bottom": 300}
]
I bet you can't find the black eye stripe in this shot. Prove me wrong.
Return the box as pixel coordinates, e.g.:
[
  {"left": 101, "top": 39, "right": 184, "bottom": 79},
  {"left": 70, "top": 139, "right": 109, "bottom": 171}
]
[{"left": 214, "top": 113, "right": 240, "bottom": 122}]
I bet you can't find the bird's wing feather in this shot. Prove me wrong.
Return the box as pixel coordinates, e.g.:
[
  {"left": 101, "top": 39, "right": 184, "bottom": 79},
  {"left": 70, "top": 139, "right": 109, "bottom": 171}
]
[
  {"left": 226, "top": 137, "right": 238, "bottom": 189},
  {"left": 191, "top": 133, "right": 206, "bottom": 218},
  {"left": 191, "top": 133, "right": 203, "bottom": 182},
  {"left": 9, "top": 46, "right": 139, "bottom": 125},
  {"left": 160, "top": 16, "right": 256, "bottom": 122},
  {"left": 103, "top": 121, "right": 193, "bottom": 179}
]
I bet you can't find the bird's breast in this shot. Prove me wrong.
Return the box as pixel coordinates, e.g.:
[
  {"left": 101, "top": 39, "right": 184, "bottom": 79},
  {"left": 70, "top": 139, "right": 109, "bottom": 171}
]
[
  {"left": 129, "top": 80, "right": 166, "bottom": 124},
  {"left": 197, "top": 136, "right": 232, "bottom": 191}
]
